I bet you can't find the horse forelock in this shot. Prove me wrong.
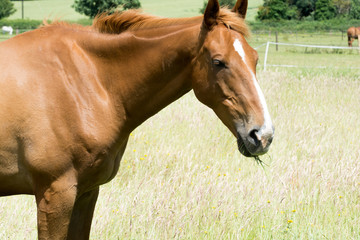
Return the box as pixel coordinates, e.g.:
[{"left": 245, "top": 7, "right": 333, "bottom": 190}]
[
  {"left": 92, "top": 8, "right": 250, "bottom": 38},
  {"left": 217, "top": 8, "right": 250, "bottom": 38}
]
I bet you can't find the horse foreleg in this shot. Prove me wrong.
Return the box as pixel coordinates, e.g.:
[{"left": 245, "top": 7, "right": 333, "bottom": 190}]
[
  {"left": 67, "top": 187, "right": 100, "bottom": 240},
  {"left": 358, "top": 35, "right": 360, "bottom": 54},
  {"left": 348, "top": 36, "right": 353, "bottom": 47},
  {"left": 35, "top": 173, "right": 77, "bottom": 240}
]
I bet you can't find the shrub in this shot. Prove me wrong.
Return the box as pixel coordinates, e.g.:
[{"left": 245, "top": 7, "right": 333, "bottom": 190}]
[
  {"left": 256, "top": 0, "right": 298, "bottom": 21},
  {"left": 349, "top": 0, "right": 360, "bottom": 19},
  {"left": 0, "top": 0, "right": 16, "bottom": 20},
  {"left": 314, "top": 0, "right": 336, "bottom": 20},
  {"left": 0, "top": 19, "right": 42, "bottom": 30},
  {"left": 248, "top": 18, "right": 360, "bottom": 32},
  {"left": 72, "top": 0, "right": 141, "bottom": 18}
]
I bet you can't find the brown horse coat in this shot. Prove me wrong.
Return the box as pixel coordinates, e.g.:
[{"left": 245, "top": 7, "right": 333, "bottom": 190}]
[
  {"left": 0, "top": 0, "right": 273, "bottom": 239},
  {"left": 347, "top": 26, "right": 360, "bottom": 47}
]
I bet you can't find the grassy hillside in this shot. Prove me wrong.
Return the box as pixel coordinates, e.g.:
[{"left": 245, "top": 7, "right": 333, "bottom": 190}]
[{"left": 9, "top": 0, "right": 263, "bottom": 21}]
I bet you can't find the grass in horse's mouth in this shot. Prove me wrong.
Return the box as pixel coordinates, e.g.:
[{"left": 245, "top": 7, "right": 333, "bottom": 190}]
[{"left": 254, "top": 155, "right": 267, "bottom": 169}]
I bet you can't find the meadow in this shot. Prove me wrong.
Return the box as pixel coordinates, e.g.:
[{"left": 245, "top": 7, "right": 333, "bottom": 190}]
[
  {"left": 8, "top": 0, "right": 263, "bottom": 20},
  {"left": 1, "top": 0, "right": 360, "bottom": 239},
  {"left": 249, "top": 32, "right": 360, "bottom": 71}
]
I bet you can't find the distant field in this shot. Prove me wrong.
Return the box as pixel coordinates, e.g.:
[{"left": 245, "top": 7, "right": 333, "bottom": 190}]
[
  {"left": 248, "top": 32, "right": 359, "bottom": 71},
  {"left": 9, "top": 0, "right": 84, "bottom": 21},
  {"left": 9, "top": 0, "right": 263, "bottom": 21}
]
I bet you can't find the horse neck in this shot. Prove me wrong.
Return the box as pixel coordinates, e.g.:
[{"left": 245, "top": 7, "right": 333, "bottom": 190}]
[{"left": 82, "top": 24, "right": 201, "bottom": 131}]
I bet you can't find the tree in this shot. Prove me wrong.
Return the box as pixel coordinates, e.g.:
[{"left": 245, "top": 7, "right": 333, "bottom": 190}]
[
  {"left": 314, "top": 0, "right": 336, "bottom": 20},
  {"left": 0, "top": 0, "right": 16, "bottom": 20},
  {"left": 256, "top": 0, "right": 298, "bottom": 21},
  {"left": 73, "top": 0, "right": 141, "bottom": 18},
  {"left": 349, "top": 0, "right": 360, "bottom": 19},
  {"left": 333, "top": 0, "right": 351, "bottom": 16},
  {"left": 123, "top": 0, "right": 141, "bottom": 10},
  {"left": 290, "top": 0, "right": 316, "bottom": 19},
  {"left": 200, "top": 0, "right": 236, "bottom": 13}
]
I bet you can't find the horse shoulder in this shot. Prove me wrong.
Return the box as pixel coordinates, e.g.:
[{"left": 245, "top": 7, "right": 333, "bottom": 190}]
[{"left": 0, "top": 27, "right": 128, "bottom": 192}]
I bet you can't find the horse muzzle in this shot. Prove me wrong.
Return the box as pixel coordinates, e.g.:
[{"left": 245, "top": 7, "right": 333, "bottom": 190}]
[{"left": 237, "top": 124, "right": 275, "bottom": 157}]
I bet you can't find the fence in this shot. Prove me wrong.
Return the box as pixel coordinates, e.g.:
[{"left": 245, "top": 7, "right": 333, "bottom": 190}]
[{"left": 260, "top": 42, "right": 360, "bottom": 71}]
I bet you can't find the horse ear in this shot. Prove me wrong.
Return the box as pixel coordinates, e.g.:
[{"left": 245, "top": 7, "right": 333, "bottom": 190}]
[
  {"left": 203, "top": 0, "right": 220, "bottom": 29},
  {"left": 232, "top": 0, "right": 248, "bottom": 19}
]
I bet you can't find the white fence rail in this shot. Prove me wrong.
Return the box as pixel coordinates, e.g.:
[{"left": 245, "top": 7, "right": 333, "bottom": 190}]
[{"left": 262, "top": 42, "right": 360, "bottom": 71}]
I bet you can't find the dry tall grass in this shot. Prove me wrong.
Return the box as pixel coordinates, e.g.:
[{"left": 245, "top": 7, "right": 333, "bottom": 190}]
[{"left": 0, "top": 69, "right": 359, "bottom": 239}]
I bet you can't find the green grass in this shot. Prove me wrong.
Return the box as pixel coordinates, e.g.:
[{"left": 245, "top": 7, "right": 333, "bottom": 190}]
[
  {"left": 9, "top": 0, "right": 84, "bottom": 21},
  {"left": 247, "top": 32, "right": 360, "bottom": 72},
  {"left": 0, "top": 35, "right": 12, "bottom": 42},
  {"left": 246, "top": 0, "right": 263, "bottom": 21}
]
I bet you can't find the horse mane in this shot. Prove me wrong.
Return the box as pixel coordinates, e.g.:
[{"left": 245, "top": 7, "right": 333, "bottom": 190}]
[
  {"left": 92, "top": 8, "right": 250, "bottom": 37},
  {"left": 41, "top": 19, "right": 93, "bottom": 32}
]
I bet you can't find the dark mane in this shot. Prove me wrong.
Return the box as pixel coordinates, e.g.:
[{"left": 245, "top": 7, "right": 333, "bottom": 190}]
[{"left": 92, "top": 8, "right": 250, "bottom": 37}]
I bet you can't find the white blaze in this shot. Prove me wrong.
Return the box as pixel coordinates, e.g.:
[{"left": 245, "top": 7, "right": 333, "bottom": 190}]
[{"left": 233, "top": 39, "right": 273, "bottom": 138}]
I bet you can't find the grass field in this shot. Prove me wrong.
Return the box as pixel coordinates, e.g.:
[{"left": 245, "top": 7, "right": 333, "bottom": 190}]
[
  {"left": 9, "top": 0, "right": 263, "bottom": 20},
  {"left": 1, "top": 0, "right": 360, "bottom": 239},
  {"left": 0, "top": 69, "right": 359, "bottom": 239},
  {"left": 248, "top": 32, "right": 360, "bottom": 71}
]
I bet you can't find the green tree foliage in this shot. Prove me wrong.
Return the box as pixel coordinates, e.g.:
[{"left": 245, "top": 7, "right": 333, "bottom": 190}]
[
  {"left": 123, "top": 0, "right": 141, "bottom": 10},
  {"left": 256, "top": 0, "right": 298, "bottom": 21},
  {"left": 72, "top": 0, "right": 141, "bottom": 18},
  {"left": 199, "top": 0, "right": 236, "bottom": 13},
  {"left": 314, "top": 0, "right": 336, "bottom": 20},
  {"left": 333, "top": 0, "right": 351, "bottom": 16},
  {"left": 290, "top": 0, "right": 316, "bottom": 19},
  {"left": 349, "top": 0, "right": 360, "bottom": 19},
  {"left": 0, "top": 0, "right": 16, "bottom": 20},
  {"left": 257, "top": 0, "right": 359, "bottom": 21}
]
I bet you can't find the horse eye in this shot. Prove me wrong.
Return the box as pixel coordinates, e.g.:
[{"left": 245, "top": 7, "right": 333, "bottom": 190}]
[{"left": 212, "top": 59, "right": 227, "bottom": 68}]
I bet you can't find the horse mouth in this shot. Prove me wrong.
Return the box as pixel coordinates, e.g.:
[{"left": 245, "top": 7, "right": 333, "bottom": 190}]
[
  {"left": 237, "top": 136, "right": 271, "bottom": 158},
  {"left": 237, "top": 137, "right": 254, "bottom": 157}
]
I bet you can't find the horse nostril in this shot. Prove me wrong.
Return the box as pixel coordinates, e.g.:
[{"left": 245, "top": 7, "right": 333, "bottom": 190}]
[{"left": 248, "top": 128, "right": 260, "bottom": 147}]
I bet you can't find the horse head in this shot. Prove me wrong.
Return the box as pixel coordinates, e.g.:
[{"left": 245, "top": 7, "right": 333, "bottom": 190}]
[{"left": 191, "top": 0, "right": 274, "bottom": 157}]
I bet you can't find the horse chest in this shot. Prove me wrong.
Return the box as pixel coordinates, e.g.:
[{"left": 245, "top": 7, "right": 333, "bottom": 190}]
[{"left": 72, "top": 137, "right": 128, "bottom": 189}]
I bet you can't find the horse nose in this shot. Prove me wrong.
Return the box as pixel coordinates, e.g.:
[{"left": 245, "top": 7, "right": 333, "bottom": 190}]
[{"left": 247, "top": 125, "right": 274, "bottom": 155}]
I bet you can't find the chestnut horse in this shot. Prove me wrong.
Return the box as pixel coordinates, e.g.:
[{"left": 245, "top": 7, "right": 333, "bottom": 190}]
[
  {"left": 347, "top": 26, "right": 360, "bottom": 48},
  {"left": 0, "top": 0, "right": 274, "bottom": 239}
]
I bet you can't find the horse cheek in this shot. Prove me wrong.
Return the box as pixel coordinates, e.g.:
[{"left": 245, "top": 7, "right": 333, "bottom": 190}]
[{"left": 191, "top": 63, "right": 215, "bottom": 108}]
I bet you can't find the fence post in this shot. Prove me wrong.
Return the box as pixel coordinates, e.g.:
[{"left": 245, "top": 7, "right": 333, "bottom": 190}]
[
  {"left": 264, "top": 42, "right": 270, "bottom": 71},
  {"left": 275, "top": 32, "right": 278, "bottom": 51}
]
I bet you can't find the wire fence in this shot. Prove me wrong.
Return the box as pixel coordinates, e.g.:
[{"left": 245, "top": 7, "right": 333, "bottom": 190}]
[
  {"left": 261, "top": 41, "right": 360, "bottom": 71},
  {"left": 251, "top": 30, "right": 348, "bottom": 39},
  {"left": 250, "top": 30, "right": 354, "bottom": 51}
]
